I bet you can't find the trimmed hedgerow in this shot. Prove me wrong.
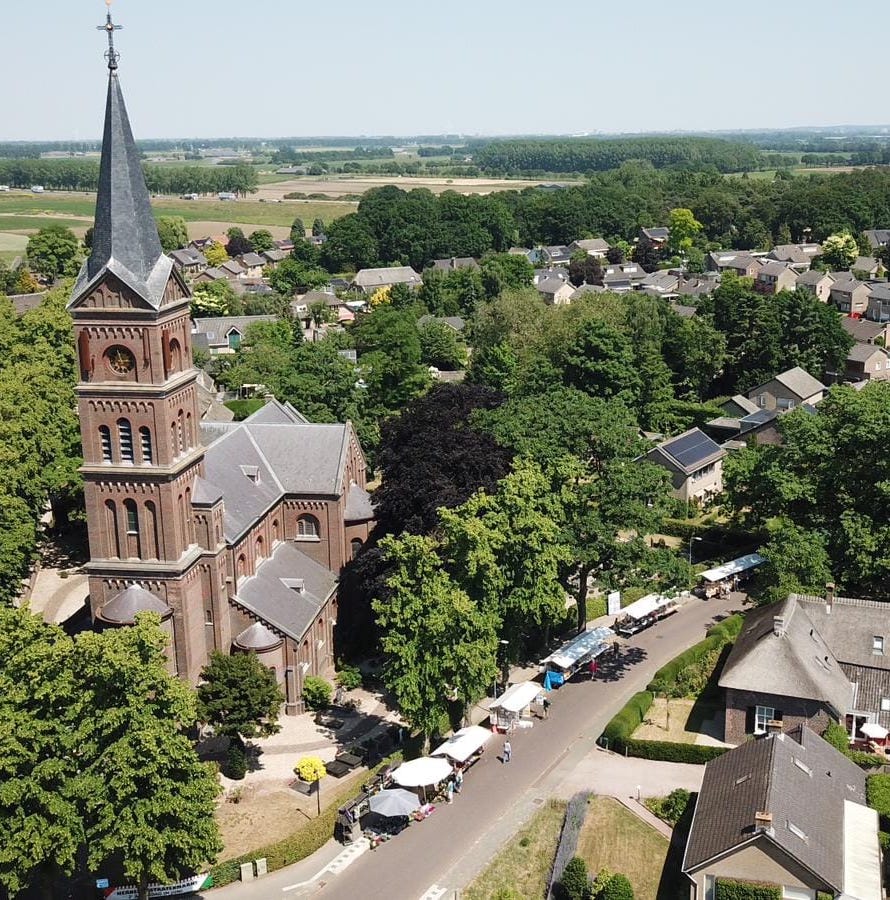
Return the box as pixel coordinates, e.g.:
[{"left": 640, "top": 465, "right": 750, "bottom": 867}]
[
  {"left": 714, "top": 878, "right": 780, "bottom": 900},
  {"left": 623, "top": 739, "right": 727, "bottom": 764}
]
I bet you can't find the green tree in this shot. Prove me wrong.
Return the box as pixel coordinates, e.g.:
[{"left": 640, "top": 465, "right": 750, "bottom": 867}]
[
  {"left": 312, "top": 217, "right": 326, "bottom": 237},
  {"left": 196, "top": 650, "right": 284, "bottom": 749},
  {"left": 752, "top": 520, "right": 833, "bottom": 606},
  {"left": 601, "top": 873, "right": 634, "bottom": 900},
  {"left": 0, "top": 608, "right": 81, "bottom": 899},
  {"left": 74, "top": 615, "right": 222, "bottom": 900},
  {"left": 558, "top": 856, "right": 592, "bottom": 900},
  {"left": 302, "top": 675, "right": 332, "bottom": 710},
  {"left": 374, "top": 534, "right": 498, "bottom": 748},
  {"left": 668, "top": 207, "right": 704, "bottom": 255},
  {"left": 268, "top": 258, "right": 329, "bottom": 296},
  {"left": 204, "top": 241, "right": 229, "bottom": 267},
  {"left": 290, "top": 217, "right": 306, "bottom": 241},
  {"left": 156, "top": 216, "right": 189, "bottom": 254},
  {"left": 26, "top": 225, "right": 82, "bottom": 279},
  {"left": 249, "top": 229, "right": 275, "bottom": 252},
  {"left": 190, "top": 280, "right": 237, "bottom": 317},
  {"left": 419, "top": 321, "right": 466, "bottom": 370},
  {"left": 819, "top": 232, "right": 859, "bottom": 270}
]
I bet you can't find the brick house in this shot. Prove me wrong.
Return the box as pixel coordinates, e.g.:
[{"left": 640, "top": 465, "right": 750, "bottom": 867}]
[
  {"left": 844, "top": 343, "right": 890, "bottom": 383},
  {"left": 746, "top": 366, "right": 826, "bottom": 411},
  {"left": 644, "top": 428, "right": 725, "bottom": 504},
  {"left": 568, "top": 238, "right": 610, "bottom": 259},
  {"left": 795, "top": 269, "right": 834, "bottom": 303},
  {"left": 754, "top": 261, "right": 799, "bottom": 295},
  {"left": 830, "top": 276, "right": 871, "bottom": 315}
]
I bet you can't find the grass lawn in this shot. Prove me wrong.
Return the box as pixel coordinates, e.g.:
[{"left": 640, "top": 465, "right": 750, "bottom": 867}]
[
  {"left": 577, "top": 797, "right": 671, "bottom": 900},
  {"left": 463, "top": 799, "right": 567, "bottom": 900},
  {"left": 0, "top": 232, "right": 28, "bottom": 263}
]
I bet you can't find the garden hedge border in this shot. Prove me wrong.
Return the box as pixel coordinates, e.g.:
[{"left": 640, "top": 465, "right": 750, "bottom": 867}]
[
  {"left": 714, "top": 878, "right": 781, "bottom": 900},
  {"left": 546, "top": 791, "right": 591, "bottom": 900}
]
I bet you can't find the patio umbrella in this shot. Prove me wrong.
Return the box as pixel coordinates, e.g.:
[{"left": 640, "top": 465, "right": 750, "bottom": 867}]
[
  {"left": 368, "top": 788, "right": 421, "bottom": 818},
  {"left": 391, "top": 756, "right": 453, "bottom": 788},
  {"left": 861, "top": 722, "right": 889, "bottom": 740}
]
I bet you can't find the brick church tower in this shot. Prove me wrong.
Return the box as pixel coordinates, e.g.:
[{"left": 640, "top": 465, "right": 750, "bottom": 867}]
[{"left": 68, "top": 13, "right": 210, "bottom": 681}]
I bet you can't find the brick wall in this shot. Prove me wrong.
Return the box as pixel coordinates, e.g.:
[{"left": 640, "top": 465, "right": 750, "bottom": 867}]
[{"left": 724, "top": 688, "right": 833, "bottom": 745}]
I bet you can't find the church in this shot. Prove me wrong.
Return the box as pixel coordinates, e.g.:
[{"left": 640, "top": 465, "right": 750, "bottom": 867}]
[{"left": 67, "top": 12, "right": 374, "bottom": 712}]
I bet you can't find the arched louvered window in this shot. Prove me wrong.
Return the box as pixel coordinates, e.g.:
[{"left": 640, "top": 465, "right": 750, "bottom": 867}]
[
  {"left": 139, "top": 427, "right": 153, "bottom": 464},
  {"left": 99, "top": 425, "right": 112, "bottom": 462},
  {"left": 117, "top": 418, "right": 133, "bottom": 462}
]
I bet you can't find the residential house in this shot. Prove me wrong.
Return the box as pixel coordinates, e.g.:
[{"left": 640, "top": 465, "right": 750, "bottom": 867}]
[
  {"left": 189, "top": 236, "right": 217, "bottom": 252},
  {"left": 682, "top": 724, "right": 881, "bottom": 900},
  {"left": 508, "top": 247, "right": 544, "bottom": 264},
  {"left": 537, "top": 276, "right": 574, "bottom": 305},
  {"left": 866, "top": 283, "right": 890, "bottom": 323},
  {"left": 703, "top": 408, "right": 782, "bottom": 447},
  {"left": 638, "top": 270, "right": 679, "bottom": 297},
  {"left": 274, "top": 239, "right": 295, "bottom": 253},
  {"left": 754, "top": 261, "right": 798, "bottom": 295},
  {"left": 721, "top": 394, "right": 759, "bottom": 418},
  {"left": 863, "top": 228, "right": 890, "bottom": 251},
  {"left": 852, "top": 256, "right": 883, "bottom": 278},
  {"left": 261, "top": 248, "right": 288, "bottom": 268},
  {"left": 638, "top": 226, "right": 670, "bottom": 249},
  {"left": 844, "top": 344, "right": 890, "bottom": 383},
  {"left": 534, "top": 266, "right": 570, "bottom": 284},
  {"left": 829, "top": 276, "right": 871, "bottom": 315},
  {"left": 238, "top": 253, "right": 267, "bottom": 279},
  {"left": 670, "top": 302, "right": 698, "bottom": 319},
  {"left": 430, "top": 257, "right": 479, "bottom": 273},
  {"left": 746, "top": 366, "right": 826, "bottom": 411},
  {"left": 568, "top": 238, "right": 610, "bottom": 259},
  {"left": 720, "top": 590, "right": 890, "bottom": 746},
  {"left": 707, "top": 250, "right": 763, "bottom": 278},
  {"left": 351, "top": 266, "right": 423, "bottom": 294},
  {"left": 602, "top": 261, "right": 646, "bottom": 292},
  {"left": 839, "top": 316, "right": 890, "bottom": 347},
  {"left": 767, "top": 242, "right": 821, "bottom": 271},
  {"left": 417, "top": 314, "right": 466, "bottom": 333},
  {"left": 796, "top": 269, "right": 834, "bottom": 303},
  {"left": 644, "top": 428, "right": 725, "bottom": 504},
  {"left": 570, "top": 284, "right": 607, "bottom": 300},
  {"left": 676, "top": 275, "right": 718, "bottom": 301},
  {"left": 220, "top": 259, "right": 246, "bottom": 280},
  {"left": 192, "top": 266, "right": 229, "bottom": 285},
  {"left": 192, "top": 315, "right": 277, "bottom": 354},
  {"left": 540, "top": 245, "right": 572, "bottom": 266},
  {"left": 169, "top": 247, "right": 207, "bottom": 277}
]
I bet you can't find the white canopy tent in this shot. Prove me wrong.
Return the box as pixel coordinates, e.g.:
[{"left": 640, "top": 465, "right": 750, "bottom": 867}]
[
  {"left": 431, "top": 725, "right": 491, "bottom": 764},
  {"left": 622, "top": 593, "right": 676, "bottom": 622},
  {"left": 541, "top": 626, "right": 614, "bottom": 673},
  {"left": 699, "top": 553, "right": 766, "bottom": 583},
  {"left": 860, "top": 722, "right": 888, "bottom": 740},
  {"left": 391, "top": 756, "right": 453, "bottom": 788},
  {"left": 489, "top": 680, "right": 542, "bottom": 730}
]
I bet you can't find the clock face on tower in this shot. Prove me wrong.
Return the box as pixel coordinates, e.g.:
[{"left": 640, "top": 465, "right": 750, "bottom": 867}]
[{"left": 105, "top": 345, "right": 135, "bottom": 375}]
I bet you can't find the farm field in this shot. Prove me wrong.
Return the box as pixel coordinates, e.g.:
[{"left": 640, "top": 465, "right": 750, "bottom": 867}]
[{"left": 0, "top": 232, "right": 28, "bottom": 264}]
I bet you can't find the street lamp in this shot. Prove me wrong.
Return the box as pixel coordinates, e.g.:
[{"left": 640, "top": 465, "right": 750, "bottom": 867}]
[
  {"left": 493, "top": 639, "right": 510, "bottom": 699},
  {"left": 688, "top": 535, "right": 703, "bottom": 566}
]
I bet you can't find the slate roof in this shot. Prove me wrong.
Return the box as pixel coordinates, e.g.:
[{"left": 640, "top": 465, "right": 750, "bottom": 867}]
[
  {"left": 221, "top": 259, "right": 245, "bottom": 276},
  {"left": 417, "top": 314, "right": 466, "bottom": 332},
  {"left": 719, "top": 596, "right": 853, "bottom": 717},
  {"left": 750, "top": 366, "right": 825, "bottom": 401},
  {"left": 234, "top": 541, "right": 337, "bottom": 642},
  {"left": 683, "top": 726, "right": 866, "bottom": 892},
  {"left": 344, "top": 483, "right": 375, "bottom": 522},
  {"left": 233, "top": 621, "right": 282, "bottom": 652},
  {"left": 757, "top": 260, "right": 798, "bottom": 279},
  {"left": 723, "top": 394, "right": 760, "bottom": 416},
  {"left": 864, "top": 229, "right": 890, "bottom": 249},
  {"left": 570, "top": 238, "right": 610, "bottom": 253},
  {"left": 570, "top": 284, "right": 607, "bottom": 299},
  {"left": 769, "top": 243, "right": 821, "bottom": 263},
  {"left": 70, "top": 70, "right": 175, "bottom": 310},
  {"left": 853, "top": 256, "right": 881, "bottom": 273},
  {"left": 430, "top": 257, "right": 479, "bottom": 272},
  {"left": 262, "top": 248, "right": 287, "bottom": 263},
  {"left": 670, "top": 303, "right": 697, "bottom": 318},
  {"left": 538, "top": 276, "right": 570, "bottom": 294},
  {"left": 640, "top": 270, "right": 679, "bottom": 292},
  {"left": 847, "top": 343, "right": 888, "bottom": 363},
  {"left": 239, "top": 252, "right": 267, "bottom": 268},
  {"left": 797, "top": 269, "right": 834, "bottom": 287},
  {"left": 244, "top": 399, "right": 309, "bottom": 425},
  {"left": 197, "top": 266, "right": 228, "bottom": 281},
  {"left": 352, "top": 266, "right": 421, "bottom": 289},
  {"left": 99, "top": 584, "right": 171, "bottom": 625},
  {"left": 795, "top": 594, "right": 890, "bottom": 670},
  {"left": 193, "top": 315, "right": 276, "bottom": 345},
  {"left": 170, "top": 247, "right": 207, "bottom": 267}
]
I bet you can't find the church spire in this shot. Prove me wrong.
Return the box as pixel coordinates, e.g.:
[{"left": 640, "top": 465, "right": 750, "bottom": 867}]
[{"left": 70, "top": 2, "right": 172, "bottom": 309}]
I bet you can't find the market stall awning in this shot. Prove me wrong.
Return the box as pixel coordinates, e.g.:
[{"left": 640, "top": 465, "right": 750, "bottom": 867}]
[
  {"left": 391, "top": 756, "right": 453, "bottom": 788},
  {"left": 431, "top": 725, "right": 491, "bottom": 763},
  {"left": 861, "top": 722, "right": 889, "bottom": 740},
  {"left": 621, "top": 593, "right": 675, "bottom": 621},
  {"left": 489, "top": 680, "right": 541, "bottom": 714},
  {"left": 368, "top": 788, "right": 421, "bottom": 817},
  {"left": 541, "top": 626, "right": 614, "bottom": 670},
  {"left": 699, "top": 553, "right": 766, "bottom": 583}
]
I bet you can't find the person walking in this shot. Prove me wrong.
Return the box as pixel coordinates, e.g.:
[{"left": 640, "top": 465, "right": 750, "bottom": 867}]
[
  {"left": 503, "top": 739, "right": 512, "bottom": 763},
  {"left": 454, "top": 769, "right": 463, "bottom": 794},
  {"left": 445, "top": 779, "right": 454, "bottom": 804},
  {"left": 542, "top": 696, "right": 551, "bottom": 719}
]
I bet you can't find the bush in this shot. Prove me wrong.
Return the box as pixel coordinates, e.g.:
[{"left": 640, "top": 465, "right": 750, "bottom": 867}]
[
  {"left": 646, "top": 788, "right": 691, "bottom": 826},
  {"left": 224, "top": 399, "right": 266, "bottom": 421},
  {"left": 822, "top": 721, "right": 849, "bottom": 753},
  {"left": 869, "top": 775, "right": 890, "bottom": 817},
  {"left": 302, "top": 675, "right": 333, "bottom": 710},
  {"left": 714, "top": 879, "right": 780, "bottom": 900},
  {"left": 850, "top": 750, "right": 887, "bottom": 769},
  {"left": 548, "top": 792, "right": 591, "bottom": 898},
  {"left": 601, "top": 873, "right": 634, "bottom": 900},
  {"left": 225, "top": 744, "right": 247, "bottom": 780},
  {"left": 601, "top": 691, "right": 653, "bottom": 751},
  {"left": 335, "top": 662, "right": 363, "bottom": 690},
  {"left": 557, "top": 857, "right": 591, "bottom": 900},
  {"left": 623, "top": 739, "right": 727, "bottom": 764}
]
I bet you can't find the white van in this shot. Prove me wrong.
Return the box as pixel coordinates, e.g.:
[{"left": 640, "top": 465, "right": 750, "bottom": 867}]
[
  {"left": 31, "top": 185, "right": 45, "bottom": 193},
  {"left": 0, "top": 185, "right": 10, "bottom": 192}
]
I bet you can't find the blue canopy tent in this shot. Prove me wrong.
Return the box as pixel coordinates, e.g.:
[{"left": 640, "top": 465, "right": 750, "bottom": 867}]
[{"left": 541, "top": 626, "right": 614, "bottom": 686}]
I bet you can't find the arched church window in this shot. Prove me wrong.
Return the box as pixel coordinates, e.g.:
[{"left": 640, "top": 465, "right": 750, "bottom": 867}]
[
  {"left": 139, "top": 426, "right": 153, "bottom": 464},
  {"left": 105, "top": 500, "right": 120, "bottom": 557},
  {"left": 297, "top": 515, "right": 320, "bottom": 539},
  {"left": 123, "top": 499, "right": 140, "bottom": 558},
  {"left": 169, "top": 338, "right": 182, "bottom": 373},
  {"left": 99, "top": 425, "right": 112, "bottom": 462},
  {"left": 117, "top": 418, "right": 133, "bottom": 462},
  {"left": 255, "top": 534, "right": 265, "bottom": 562}
]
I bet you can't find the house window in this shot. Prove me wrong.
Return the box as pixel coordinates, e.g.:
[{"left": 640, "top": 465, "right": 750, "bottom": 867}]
[
  {"left": 297, "top": 515, "right": 320, "bottom": 540},
  {"left": 139, "top": 427, "right": 153, "bottom": 464},
  {"left": 881, "top": 698, "right": 890, "bottom": 712},
  {"left": 754, "top": 705, "right": 775, "bottom": 734},
  {"left": 758, "top": 393, "right": 767, "bottom": 408},
  {"left": 99, "top": 425, "right": 112, "bottom": 462},
  {"left": 782, "top": 886, "right": 814, "bottom": 900},
  {"left": 117, "top": 418, "right": 134, "bottom": 462},
  {"left": 874, "top": 636, "right": 884, "bottom": 656},
  {"left": 204, "top": 608, "right": 213, "bottom": 626},
  {"left": 227, "top": 330, "right": 242, "bottom": 350},
  {"left": 124, "top": 500, "right": 138, "bottom": 535}
]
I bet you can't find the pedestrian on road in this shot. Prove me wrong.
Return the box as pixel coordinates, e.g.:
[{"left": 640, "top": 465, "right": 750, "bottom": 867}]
[
  {"left": 445, "top": 779, "right": 454, "bottom": 804},
  {"left": 542, "top": 697, "right": 551, "bottom": 719},
  {"left": 503, "top": 740, "right": 512, "bottom": 763},
  {"left": 454, "top": 769, "right": 463, "bottom": 794},
  {"left": 589, "top": 659, "right": 598, "bottom": 680}
]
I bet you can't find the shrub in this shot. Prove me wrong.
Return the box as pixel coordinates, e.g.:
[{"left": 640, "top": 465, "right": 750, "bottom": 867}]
[
  {"left": 601, "top": 691, "right": 653, "bottom": 752},
  {"left": 822, "top": 721, "right": 850, "bottom": 753},
  {"left": 624, "top": 739, "right": 727, "bottom": 764},
  {"left": 548, "top": 792, "right": 591, "bottom": 898},
  {"left": 850, "top": 750, "right": 887, "bottom": 769},
  {"left": 601, "top": 873, "right": 634, "bottom": 900},
  {"left": 714, "top": 878, "right": 780, "bottom": 900},
  {"left": 879, "top": 832, "right": 890, "bottom": 852},
  {"left": 868, "top": 775, "right": 890, "bottom": 817},
  {"left": 557, "top": 857, "right": 591, "bottom": 900},
  {"left": 302, "top": 675, "right": 333, "bottom": 709},
  {"left": 647, "top": 788, "right": 691, "bottom": 826},
  {"left": 294, "top": 756, "right": 326, "bottom": 783},
  {"left": 225, "top": 744, "right": 247, "bottom": 780},
  {"left": 335, "top": 662, "right": 363, "bottom": 691}
]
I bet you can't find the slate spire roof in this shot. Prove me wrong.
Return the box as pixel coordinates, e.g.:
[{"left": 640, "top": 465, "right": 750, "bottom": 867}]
[{"left": 70, "top": 17, "right": 174, "bottom": 310}]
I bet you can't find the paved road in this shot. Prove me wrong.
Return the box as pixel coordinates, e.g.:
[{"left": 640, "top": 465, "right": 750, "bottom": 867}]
[{"left": 304, "top": 593, "right": 741, "bottom": 900}]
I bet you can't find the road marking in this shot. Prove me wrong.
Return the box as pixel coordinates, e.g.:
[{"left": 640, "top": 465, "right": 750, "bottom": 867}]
[
  {"left": 281, "top": 841, "right": 369, "bottom": 892},
  {"left": 419, "top": 886, "right": 449, "bottom": 900}
]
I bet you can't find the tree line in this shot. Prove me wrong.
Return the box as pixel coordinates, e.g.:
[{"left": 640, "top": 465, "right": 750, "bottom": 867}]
[
  {"left": 0, "top": 159, "right": 257, "bottom": 195},
  {"left": 470, "top": 137, "right": 768, "bottom": 174}
]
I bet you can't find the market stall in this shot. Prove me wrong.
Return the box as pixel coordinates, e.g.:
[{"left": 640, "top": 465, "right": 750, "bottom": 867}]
[
  {"left": 614, "top": 593, "right": 678, "bottom": 637},
  {"left": 489, "top": 680, "right": 543, "bottom": 732},
  {"left": 391, "top": 756, "right": 453, "bottom": 799},
  {"left": 541, "top": 626, "right": 614, "bottom": 684},
  {"left": 431, "top": 725, "right": 491, "bottom": 769},
  {"left": 697, "top": 553, "right": 765, "bottom": 598}
]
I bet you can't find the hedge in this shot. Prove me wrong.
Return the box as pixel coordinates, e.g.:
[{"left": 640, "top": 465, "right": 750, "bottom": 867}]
[
  {"left": 714, "top": 879, "right": 780, "bottom": 900},
  {"left": 621, "top": 739, "right": 727, "bottom": 764},
  {"left": 601, "top": 691, "right": 653, "bottom": 750},
  {"left": 209, "top": 755, "right": 401, "bottom": 887},
  {"left": 547, "top": 792, "right": 591, "bottom": 899}
]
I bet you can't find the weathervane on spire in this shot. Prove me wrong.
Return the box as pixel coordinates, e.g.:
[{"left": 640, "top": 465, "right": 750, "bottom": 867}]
[{"left": 97, "top": 0, "right": 122, "bottom": 71}]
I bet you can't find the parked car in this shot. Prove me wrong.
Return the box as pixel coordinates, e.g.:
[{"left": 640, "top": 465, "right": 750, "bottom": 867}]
[{"left": 31, "top": 185, "right": 45, "bottom": 193}]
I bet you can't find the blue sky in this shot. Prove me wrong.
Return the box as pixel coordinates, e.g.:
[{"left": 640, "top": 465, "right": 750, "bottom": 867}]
[{"left": 2, "top": 0, "right": 888, "bottom": 141}]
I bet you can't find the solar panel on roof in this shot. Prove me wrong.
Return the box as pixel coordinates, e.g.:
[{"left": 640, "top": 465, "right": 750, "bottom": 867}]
[
  {"left": 740, "top": 409, "right": 775, "bottom": 427},
  {"left": 666, "top": 430, "right": 719, "bottom": 468}
]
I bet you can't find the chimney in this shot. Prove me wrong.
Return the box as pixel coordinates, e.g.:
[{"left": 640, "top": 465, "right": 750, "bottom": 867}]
[
  {"left": 825, "top": 582, "right": 835, "bottom": 614},
  {"left": 766, "top": 719, "right": 783, "bottom": 736},
  {"left": 773, "top": 615, "right": 785, "bottom": 637},
  {"left": 754, "top": 811, "right": 773, "bottom": 832}
]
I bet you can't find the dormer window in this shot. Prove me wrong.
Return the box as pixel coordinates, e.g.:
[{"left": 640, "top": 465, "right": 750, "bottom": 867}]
[
  {"left": 874, "top": 636, "right": 884, "bottom": 656},
  {"left": 281, "top": 578, "right": 305, "bottom": 593},
  {"left": 227, "top": 329, "right": 242, "bottom": 351},
  {"left": 240, "top": 465, "right": 260, "bottom": 485}
]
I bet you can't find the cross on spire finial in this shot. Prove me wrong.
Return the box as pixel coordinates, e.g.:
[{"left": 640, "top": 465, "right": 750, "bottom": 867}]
[{"left": 97, "top": 0, "right": 123, "bottom": 71}]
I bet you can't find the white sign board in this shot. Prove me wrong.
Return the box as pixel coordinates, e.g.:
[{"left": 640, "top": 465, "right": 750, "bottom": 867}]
[{"left": 607, "top": 591, "right": 621, "bottom": 616}]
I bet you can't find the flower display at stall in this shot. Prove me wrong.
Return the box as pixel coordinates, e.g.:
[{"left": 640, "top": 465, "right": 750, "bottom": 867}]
[{"left": 295, "top": 756, "right": 327, "bottom": 783}]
